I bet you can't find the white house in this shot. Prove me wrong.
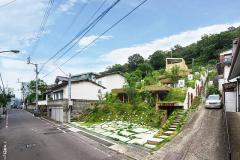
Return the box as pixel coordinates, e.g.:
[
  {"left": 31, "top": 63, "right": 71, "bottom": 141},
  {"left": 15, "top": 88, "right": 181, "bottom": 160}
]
[
  {"left": 50, "top": 80, "right": 105, "bottom": 101},
  {"left": 46, "top": 72, "right": 126, "bottom": 122},
  {"left": 95, "top": 72, "right": 127, "bottom": 94}
]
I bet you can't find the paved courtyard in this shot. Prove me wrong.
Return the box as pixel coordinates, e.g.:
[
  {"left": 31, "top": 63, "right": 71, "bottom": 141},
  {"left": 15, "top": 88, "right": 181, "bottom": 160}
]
[{"left": 71, "top": 121, "right": 165, "bottom": 149}]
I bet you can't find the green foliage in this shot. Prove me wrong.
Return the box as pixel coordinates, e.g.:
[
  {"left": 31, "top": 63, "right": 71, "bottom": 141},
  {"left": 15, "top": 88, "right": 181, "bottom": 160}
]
[
  {"left": 186, "top": 80, "right": 195, "bottom": 88},
  {"left": 166, "top": 66, "right": 181, "bottom": 81},
  {"left": 138, "top": 62, "right": 153, "bottom": 77},
  {"left": 26, "top": 79, "right": 47, "bottom": 103},
  {"left": 148, "top": 50, "right": 166, "bottom": 70},
  {"left": 207, "top": 85, "right": 220, "bottom": 95},
  {"left": 76, "top": 102, "right": 165, "bottom": 128},
  {"left": 163, "top": 88, "right": 186, "bottom": 103},
  {"left": 127, "top": 54, "right": 144, "bottom": 71},
  {"left": 105, "top": 64, "right": 128, "bottom": 73}
]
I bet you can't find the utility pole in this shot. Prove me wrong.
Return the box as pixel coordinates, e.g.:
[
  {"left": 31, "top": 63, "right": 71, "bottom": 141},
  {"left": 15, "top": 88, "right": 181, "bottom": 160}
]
[
  {"left": 18, "top": 79, "right": 27, "bottom": 109},
  {"left": 27, "top": 57, "right": 39, "bottom": 112},
  {"left": 67, "top": 73, "right": 71, "bottom": 123}
]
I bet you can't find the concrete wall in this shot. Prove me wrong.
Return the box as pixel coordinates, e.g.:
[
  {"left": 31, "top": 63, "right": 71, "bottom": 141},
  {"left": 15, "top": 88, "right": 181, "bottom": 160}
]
[
  {"left": 96, "top": 74, "right": 126, "bottom": 93},
  {"left": 71, "top": 99, "right": 98, "bottom": 117},
  {"left": 183, "top": 71, "right": 208, "bottom": 109}
]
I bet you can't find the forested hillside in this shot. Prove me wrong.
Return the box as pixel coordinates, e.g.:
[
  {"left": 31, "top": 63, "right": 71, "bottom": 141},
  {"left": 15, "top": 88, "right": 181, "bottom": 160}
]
[{"left": 103, "top": 26, "right": 240, "bottom": 74}]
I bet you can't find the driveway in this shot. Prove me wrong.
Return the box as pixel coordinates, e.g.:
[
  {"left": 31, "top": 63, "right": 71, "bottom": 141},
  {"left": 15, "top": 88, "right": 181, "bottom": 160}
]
[{"left": 146, "top": 106, "right": 227, "bottom": 160}]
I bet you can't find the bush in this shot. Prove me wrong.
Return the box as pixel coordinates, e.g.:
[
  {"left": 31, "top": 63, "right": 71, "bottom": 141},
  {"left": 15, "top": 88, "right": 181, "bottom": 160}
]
[
  {"left": 207, "top": 85, "right": 219, "bottom": 95},
  {"left": 163, "top": 88, "right": 186, "bottom": 103},
  {"left": 76, "top": 102, "right": 165, "bottom": 128}
]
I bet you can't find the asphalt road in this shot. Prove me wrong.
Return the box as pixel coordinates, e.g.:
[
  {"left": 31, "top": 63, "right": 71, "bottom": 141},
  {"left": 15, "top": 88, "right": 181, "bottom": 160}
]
[
  {"left": 0, "top": 109, "right": 130, "bottom": 160},
  {"left": 147, "top": 106, "right": 227, "bottom": 160}
]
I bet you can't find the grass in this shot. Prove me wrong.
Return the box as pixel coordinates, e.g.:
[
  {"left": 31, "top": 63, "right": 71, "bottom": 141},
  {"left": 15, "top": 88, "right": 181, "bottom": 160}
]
[{"left": 74, "top": 102, "right": 166, "bottom": 128}]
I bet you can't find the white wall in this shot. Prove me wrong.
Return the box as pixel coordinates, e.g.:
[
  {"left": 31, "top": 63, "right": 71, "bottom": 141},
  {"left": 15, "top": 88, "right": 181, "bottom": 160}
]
[
  {"left": 70, "top": 81, "right": 103, "bottom": 100},
  {"left": 96, "top": 74, "right": 126, "bottom": 93},
  {"left": 224, "top": 66, "right": 231, "bottom": 82},
  {"left": 225, "top": 92, "right": 237, "bottom": 112}
]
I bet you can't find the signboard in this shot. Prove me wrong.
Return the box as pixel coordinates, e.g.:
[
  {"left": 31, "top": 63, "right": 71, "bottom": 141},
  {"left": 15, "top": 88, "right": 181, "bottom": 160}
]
[
  {"left": 188, "top": 74, "right": 193, "bottom": 80},
  {"left": 222, "top": 82, "right": 237, "bottom": 92},
  {"left": 159, "top": 103, "right": 176, "bottom": 106},
  {"left": 178, "top": 80, "right": 185, "bottom": 88}
]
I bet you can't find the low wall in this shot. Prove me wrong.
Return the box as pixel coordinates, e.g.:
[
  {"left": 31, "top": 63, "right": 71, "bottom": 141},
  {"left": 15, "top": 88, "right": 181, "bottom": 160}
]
[
  {"left": 71, "top": 99, "right": 98, "bottom": 117},
  {"left": 183, "top": 71, "right": 208, "bottom": 109}
]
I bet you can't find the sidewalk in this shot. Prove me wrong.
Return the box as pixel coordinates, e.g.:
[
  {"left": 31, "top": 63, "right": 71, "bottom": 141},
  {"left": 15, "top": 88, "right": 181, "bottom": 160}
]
[{"left": 226, "top": 112, "right": 240, "bottom": 160}]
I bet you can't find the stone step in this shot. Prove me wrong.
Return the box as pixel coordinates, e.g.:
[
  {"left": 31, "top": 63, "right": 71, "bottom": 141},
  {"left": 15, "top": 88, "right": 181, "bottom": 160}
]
[
  {"left": 158, "top": 135, "right": 169, "bottom": 139},
  {"left": 170, "top": 124, "right": 178, "bottom": 128},
  {"left": 144, "top": 144, "right": 157, "bottom": 149},
  {"left": 163, "top": 131, "right": 174, "bottom": 136},
  {"left": 168, "top": 127, "right": 177, "bottom": 131},
  {"left": 147, "top": 138, "right": 164, "bottom": 145},
  {"left": 172, "top": 123, "right": 179, "bottom": 125}
]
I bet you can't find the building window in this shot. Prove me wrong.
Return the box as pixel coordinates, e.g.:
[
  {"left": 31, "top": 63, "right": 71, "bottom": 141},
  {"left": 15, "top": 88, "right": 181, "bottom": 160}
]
[
  {"left": 98, "top": 81, "right": 102, "bottom": 85},
  {"left": 53, "top": 90, "right": 63, "bottom": 100}
]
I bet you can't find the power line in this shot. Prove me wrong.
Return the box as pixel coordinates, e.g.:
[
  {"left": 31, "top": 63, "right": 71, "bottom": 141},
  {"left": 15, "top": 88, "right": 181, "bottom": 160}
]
[
  {"left": 58, "top": 2, "right": 89, "bottom": 42},
  {"left": 30, "top": 0, "right": 54, "bottom": 58},
  {"left": 52, "top": 0, "right": 108, "bottom": 63},
  {"left": 39, "top": 0, "right": 118, "bottom": 73},
  {"left": 41, "top": 0, "right": 149, "bottom": 79},
  {"left": 0, "top": 0, "right": 16, "bottom": 8}
]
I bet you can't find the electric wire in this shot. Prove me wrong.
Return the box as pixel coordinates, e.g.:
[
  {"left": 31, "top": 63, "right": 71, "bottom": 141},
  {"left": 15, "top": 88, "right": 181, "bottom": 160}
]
[{"left": 41, "top": 0, "right": 149, "bottom": 79}]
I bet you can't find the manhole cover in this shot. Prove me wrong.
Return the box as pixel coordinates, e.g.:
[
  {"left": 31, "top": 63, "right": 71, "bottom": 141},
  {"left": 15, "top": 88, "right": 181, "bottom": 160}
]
[{"left": 26, "top": 144, "right": 36, "bottom": 149}]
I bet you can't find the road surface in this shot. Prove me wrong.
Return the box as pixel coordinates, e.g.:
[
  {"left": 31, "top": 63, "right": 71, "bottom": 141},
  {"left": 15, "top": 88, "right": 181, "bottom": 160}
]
[{"left": 0, "top": 109, "right": 130, "bottom": 160}]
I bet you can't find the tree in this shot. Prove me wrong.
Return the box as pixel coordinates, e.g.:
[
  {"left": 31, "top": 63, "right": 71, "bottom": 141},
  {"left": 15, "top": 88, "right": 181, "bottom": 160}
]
[
  {"left": 138, "top": 62, "right": 153, "bottom": 77},
  {"left": 128, "top": 54, "right": 144, "bottom": 71},
  {"left": 26, "top": 79, "right": 47, "bottom": 103},
  {"left": 168, "top": 65, "right": 181, "bottom": 81},
  {"left": 104, "top": 64, "right": 127, "bottom": 73},
  {"left": 148, "top": 50, "right": 166, "bottom": 70}
]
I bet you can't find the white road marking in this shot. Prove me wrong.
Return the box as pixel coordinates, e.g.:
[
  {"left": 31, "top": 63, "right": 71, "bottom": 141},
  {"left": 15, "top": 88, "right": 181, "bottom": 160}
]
[
  {"left": 68, "top": 127, "right": 80, "bottom": 133},
  {"left": 56, "top": 127, "right": 66, "bottom": 133},
  {"left": 5, "top": 113, "right": 8, "bottom": 128},
  {"left": 2, "top": 141, "right": 7, "bottom": 160}
]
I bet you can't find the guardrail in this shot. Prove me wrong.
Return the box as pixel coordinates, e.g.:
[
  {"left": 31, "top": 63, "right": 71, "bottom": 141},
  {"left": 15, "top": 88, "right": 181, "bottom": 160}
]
[{"left": 223, "top": 104, "right": 231, "bottom": 160}]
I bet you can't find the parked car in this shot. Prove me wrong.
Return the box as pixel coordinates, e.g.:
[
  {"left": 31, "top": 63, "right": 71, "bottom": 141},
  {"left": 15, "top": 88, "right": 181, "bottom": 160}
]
[{"left": 205, "top": 94, "right": 222, "bottom": 109}]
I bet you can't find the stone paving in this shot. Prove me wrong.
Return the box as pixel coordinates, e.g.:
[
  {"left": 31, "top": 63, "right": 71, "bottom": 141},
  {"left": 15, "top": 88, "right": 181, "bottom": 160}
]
[{"left": 71, "top": 121, "right": 164, "bottom": 149}]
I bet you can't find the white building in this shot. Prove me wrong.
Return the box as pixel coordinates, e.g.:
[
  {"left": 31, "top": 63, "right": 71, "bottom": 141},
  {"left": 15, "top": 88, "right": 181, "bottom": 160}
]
[{"left": 95, "top": 72, "right": 127, "bottom": 93}]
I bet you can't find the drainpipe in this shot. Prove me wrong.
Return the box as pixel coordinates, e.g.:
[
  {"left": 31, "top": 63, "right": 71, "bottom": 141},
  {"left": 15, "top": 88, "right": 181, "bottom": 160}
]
[{"left": 237, "top": 78, "right": 240, "bottom": 112}]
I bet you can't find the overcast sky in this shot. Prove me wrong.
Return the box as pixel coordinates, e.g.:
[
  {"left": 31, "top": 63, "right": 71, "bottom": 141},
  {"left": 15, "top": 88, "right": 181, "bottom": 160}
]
[{"left": 0, "top": 0, "right": 240, "bottom": 97}]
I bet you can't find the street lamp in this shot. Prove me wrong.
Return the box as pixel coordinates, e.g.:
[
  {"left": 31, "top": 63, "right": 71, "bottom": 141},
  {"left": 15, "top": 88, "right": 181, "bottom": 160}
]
[{"left": 0, "top": 50, "right": 20, "bottom": 54}]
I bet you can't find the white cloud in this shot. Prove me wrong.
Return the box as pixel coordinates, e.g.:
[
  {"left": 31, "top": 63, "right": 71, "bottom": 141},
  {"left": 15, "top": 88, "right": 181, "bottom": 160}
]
[
  {"left": 0, "top": 0, "right": 48, "bottom": 50},
  {"left": 78, "top": 35, "right": 112, "bottom": 48},
  {"left": 101, "top": 22, "right": 240, "bottom": 65},
  {"left": 59, "top": 0, "right": 88, "bottom": 12}
]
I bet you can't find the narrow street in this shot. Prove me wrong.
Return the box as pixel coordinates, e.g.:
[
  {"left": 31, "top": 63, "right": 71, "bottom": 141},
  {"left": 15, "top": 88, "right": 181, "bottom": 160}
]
[
  {"left": 0, "top": 109, "right": 130, "bottom": 160},
  {"left": 147, "top": 107, "right": 227, "bottom": 160}
]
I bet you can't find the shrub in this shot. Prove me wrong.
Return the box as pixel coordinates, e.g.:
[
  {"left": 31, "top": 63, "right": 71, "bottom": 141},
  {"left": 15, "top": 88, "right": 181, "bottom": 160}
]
[{"left": 163, "top": 88, "right": 186, "bottom": 103}]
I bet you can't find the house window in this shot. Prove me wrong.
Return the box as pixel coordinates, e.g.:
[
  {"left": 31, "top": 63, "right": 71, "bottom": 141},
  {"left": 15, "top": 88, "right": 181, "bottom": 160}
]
[
  {"left": 98, "top": 81, "right": 102, "bottom": 85},
  {"left": 53, "top": 90, "right": 63, "bottom": 100}
]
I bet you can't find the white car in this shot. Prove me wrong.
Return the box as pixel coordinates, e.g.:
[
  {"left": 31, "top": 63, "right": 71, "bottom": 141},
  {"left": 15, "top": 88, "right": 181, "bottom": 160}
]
[{"left": 205, "top": 94, "right": 222, "bottom": 109}]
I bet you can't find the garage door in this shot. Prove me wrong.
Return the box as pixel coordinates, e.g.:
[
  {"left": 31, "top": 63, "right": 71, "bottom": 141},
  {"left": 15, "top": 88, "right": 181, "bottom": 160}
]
[{"left": 51, "top": 107, "right": 63, "bottom": 122}]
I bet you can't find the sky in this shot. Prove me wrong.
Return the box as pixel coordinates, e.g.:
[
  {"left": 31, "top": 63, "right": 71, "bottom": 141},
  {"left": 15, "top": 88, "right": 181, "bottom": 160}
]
[{"left": 0, "top": 0, "right": 240, "bottom": 97}]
